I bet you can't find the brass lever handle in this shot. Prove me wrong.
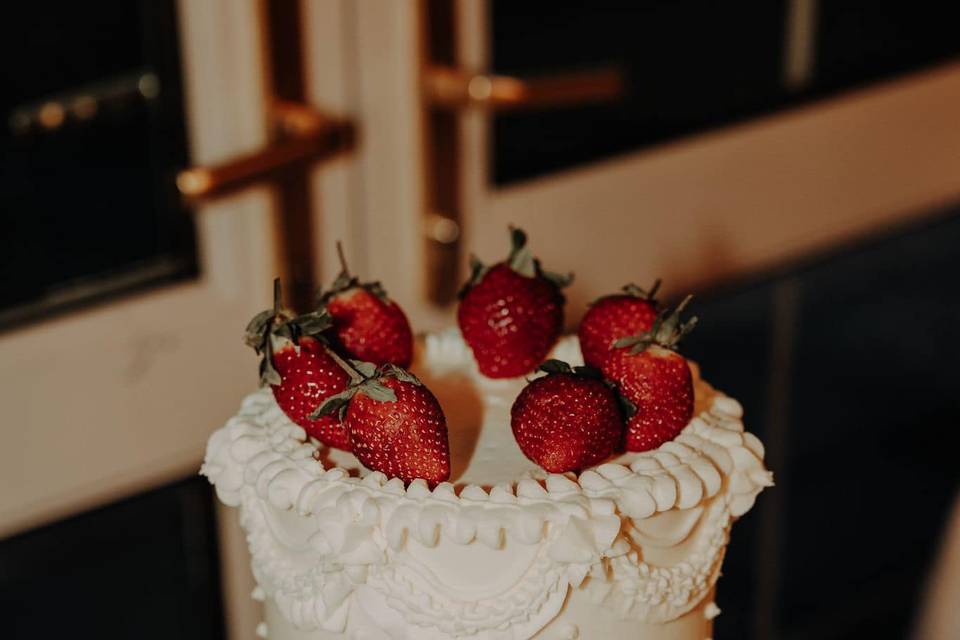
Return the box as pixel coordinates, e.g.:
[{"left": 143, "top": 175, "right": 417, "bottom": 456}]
[
  {"left": 423, "top": 65, "right": 624, "bottom": 112},
  {"left": 176, "top": 101, "right": 354, "bottom": 202}
]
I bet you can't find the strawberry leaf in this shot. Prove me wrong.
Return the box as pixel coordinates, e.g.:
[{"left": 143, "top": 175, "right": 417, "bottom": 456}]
[
  {"left": 273, "top": 321, "right": 297, "bottom": 345},
  {"left": 318, "top": 272, "right": 358, "bottom": 303},
  {"left": 259, "top": 341, "right": 282, "bottom": 386},
  {"left": 613, "top": 334, "right": 653, "bottom": 351},
  {"left": 541, "top": 268, "right": 574, "bottom": 289},
  {"left": 622, "top": 279, "right": 661, "bottom": 301},
  {"left": 244, "top": 309, "right": 276, "bottom": 347},
  {"left": 587, "top": 279, "right": 661, "bottom": 309},
  {"left": 539, "top": 359, "right": 573, "bottom": 375},
  {"left": 310, "top": 388, "right": 356, "bottom": 420},
  {"left": 617, "top": 391, "right": 637, "bottom": 418},
  {"left": 293, "top": 309, "right": 333, "bottom": 336},
  {"left": 351, "top": 360, "right": 378, "bottom": 379},
  {"left": 571, "top": 364, "right": 603, "bottom": 380},
  {"left": 539, "top": 360, "right": 605, "bottom": 381},
  {"left": 318, "top": 241, "right": 393, "bottom": 303},
  {"left": 360, "top": 380, "right": 397, "bottom": 403},
  {"left": 457, "top": 254, "right": 489, "bottom": 299},
  {"left": 365, "top": 281, "right": 390, "bottom": 302},
  {"left": 507, "top": 226, "right": 536, "bottom": 277},
  {"left": 614, "top": 295, "right": 698, "bottom": 354},
  {"left": 245, "top": 278, "right": 309, "bottom": 384},
  {"left": 380, "top": 364, "right": 421, "bottom": 385}
]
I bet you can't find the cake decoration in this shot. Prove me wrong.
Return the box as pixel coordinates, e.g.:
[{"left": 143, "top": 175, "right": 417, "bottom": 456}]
[
  {"left": 604, "top": 296, "right": 699, "bottom": 452},
  {"left": 313, "top": 362, "right": 451, "bottom": 484},
  {"left": 510, "top": 360, "right": 628, "bottom": 473},
  {"left": 457, "top": 227, "right": 573, "bottom": 378},
  {"left": 243, "top": 279, "right": 352, "bottom": 450},
  {"left": 578, "top": 279, "right": 662, "bottom": 369},
  {"left": 203, "top": 229, "right": 773, "bottom": 639},
  {"left": 319, "top": 242, "right": 414, "bottom": 368}
]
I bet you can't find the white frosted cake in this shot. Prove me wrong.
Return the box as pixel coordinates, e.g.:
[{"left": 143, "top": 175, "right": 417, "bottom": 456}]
[{"left": 202, "top": 330, "right": 772, "bottom": 639}]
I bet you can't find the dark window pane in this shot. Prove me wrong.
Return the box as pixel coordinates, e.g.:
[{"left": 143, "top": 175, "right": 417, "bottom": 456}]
[
  {"left": 490, "top": 2, "right": 960, "bottom": 185},
  {"left": 815, "top": 2, "right": 960, "bottom": 92},
  {"left": 491, "top": 1, "right": 788, "bottom": 184},
  {"left": 1, "top": 1, "right": 196, "bottom": 328},
  {"left": 0, "top": 477, "right": 224, "bottom": 639}
]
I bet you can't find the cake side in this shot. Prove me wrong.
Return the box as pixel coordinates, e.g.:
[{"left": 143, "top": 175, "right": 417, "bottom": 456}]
[
  {"left": 202, "top": 333, "right": 772, "bottom": 639},
  {"left": 260, "top": 590, "right": 718, "bottom": 639}
]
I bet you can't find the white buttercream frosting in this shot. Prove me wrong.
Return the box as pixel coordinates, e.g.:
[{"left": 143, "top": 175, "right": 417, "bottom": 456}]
[{"left": 202, "top": 330, "right": 772, "bottom": 639}]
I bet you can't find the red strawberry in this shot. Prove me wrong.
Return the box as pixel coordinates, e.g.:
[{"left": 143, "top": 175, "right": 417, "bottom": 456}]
[
  {"left": 602, "top": 297, "right": 698, "bottom": 452},
  {"left": 578, "top": 280, "right": 661, "bottom": 370},
  {"left": 245, "top": 279, "right": 351, "bottom": 450},
  {"left": 457, "top": 228, "right": 572, "bottom": 378},
  {"left": 270, "top": 337, "right": 352, "bottom": 449},
  {"left": 511, "top": 360, "right": 626, "bottom": 473},
  {"left": 315, "top": 363, "right": 450, "bottom": 484},
  {"left": 320, "top": 242, "right": 414, "bottom": 368}
]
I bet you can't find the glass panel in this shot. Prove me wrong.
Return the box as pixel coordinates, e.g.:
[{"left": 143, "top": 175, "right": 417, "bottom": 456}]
[
  {"left": 815, "top": 3, "right": 960, "bottom": 92},
  {"left": 0, "top": 1, "right": 196, "bottom": 328},
  {"left": 0, "top": 477, "right": 224, "bottom": 639},
  {"left": 490, "top": 2, "right": 960, "bottom": 185},
  {"left": 490, "top": 1, "right": 788, "bottom": 185}
]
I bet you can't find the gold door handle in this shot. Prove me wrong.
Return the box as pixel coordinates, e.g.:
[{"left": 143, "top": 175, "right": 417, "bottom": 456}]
[
  {"left": 423, "top": 65, "right": 624, "bottom": 112},
  {"left": 176, "top": 100, "right": 354, "bottom": 202},
  {"left": 177, "top": 100, "right": 355, "bottom": 312}
]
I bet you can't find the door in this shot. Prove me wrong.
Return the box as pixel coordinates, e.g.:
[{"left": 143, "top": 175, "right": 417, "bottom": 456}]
[
  {"left": 330, "top": 0, "right": 960, "bottom": 321},
  {"left": 0, "top": 0, "right": 277, "bottom": 551}
]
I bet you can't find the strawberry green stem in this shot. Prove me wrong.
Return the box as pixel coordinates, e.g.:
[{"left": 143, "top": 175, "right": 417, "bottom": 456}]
[
  {"left": 613, "top": 294, "right": 698, "bottom": 354},
  {"left": 325, "top": 345, "right": 366, "bottom": 385},
  {"left": 507, "top": 226, "right": 535, "bottom": 277},
  {"left": 335, "top": 241, "right": 350, "bottom": 278},
  {"left": 623, "top": 278, "right": 661, "bottom": 301}
]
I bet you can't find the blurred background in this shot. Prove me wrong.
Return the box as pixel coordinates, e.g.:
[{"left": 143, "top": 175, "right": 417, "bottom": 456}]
[{"left": 2, "top": 1, "right": 959, "bottom": 639}]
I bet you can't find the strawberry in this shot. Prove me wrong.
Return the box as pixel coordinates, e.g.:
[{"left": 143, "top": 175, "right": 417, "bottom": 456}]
[
  {"left": 245, "top": 279, "right": 352, "bottom": 450},
  {"left": 602, "top": 296, "right": 698, "bottom": 452},
  {"left": 314, "top": 363, "right": 450, "bottom": 484},
  {"left": 578, "top": 280, "right": 661, "bottom": 370},
  {"left": 457, "top": 227, "right": 573, "bottom": 378},
  {"left": 320, "top": 242, "right": 414, "bottom": 368},
  {"left": 511, "top": 360, "right": 627, "bottom": 473}
]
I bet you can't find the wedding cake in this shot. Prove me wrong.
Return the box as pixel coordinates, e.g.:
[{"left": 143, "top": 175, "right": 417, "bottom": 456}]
[{"left": 201, "top": 231, "right": 772, "bottom": 639}]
